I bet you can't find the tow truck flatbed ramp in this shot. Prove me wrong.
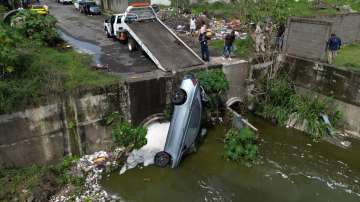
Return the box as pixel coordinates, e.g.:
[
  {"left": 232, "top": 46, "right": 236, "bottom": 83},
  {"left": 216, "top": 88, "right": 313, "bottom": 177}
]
[{"left": 128, "top": 20, "right": 203, "bottom": 71}]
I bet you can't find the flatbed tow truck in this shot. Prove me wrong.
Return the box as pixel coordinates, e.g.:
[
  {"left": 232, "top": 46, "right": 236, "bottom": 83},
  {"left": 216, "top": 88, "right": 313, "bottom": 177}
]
[{"left": 104, "top": 4, "right": 203, "bottom": 72}]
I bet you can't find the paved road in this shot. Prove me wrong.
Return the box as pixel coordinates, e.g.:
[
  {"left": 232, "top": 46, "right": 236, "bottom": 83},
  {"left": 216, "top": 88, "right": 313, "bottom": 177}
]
[{"left": 46, "top": 0, "right": 157, "bottom": 74}]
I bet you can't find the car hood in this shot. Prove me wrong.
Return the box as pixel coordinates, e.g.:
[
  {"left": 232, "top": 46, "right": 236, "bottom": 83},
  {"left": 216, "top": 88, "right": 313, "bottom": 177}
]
[{"left": 89, "top": 6, "right": 100, "bottom": 12}]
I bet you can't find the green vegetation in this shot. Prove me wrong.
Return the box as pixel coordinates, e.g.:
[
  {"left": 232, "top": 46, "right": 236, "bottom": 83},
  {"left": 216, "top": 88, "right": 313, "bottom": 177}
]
[
  {"left": 0, "top": 5, "right": 8, "bottom": 16},
  {"left": 0, "top": 156, "right": 83, "bottom": 201},
  {"left": 12, "top": 10, "right": 59, "bottom": 46},
  {"left": 0, "top": 11, "right": 116, "bottom": 114},
  {"left": 191, "top": 0, "right": 358, "bottom": 22},
  {"left": 334, "top": 43, "right": 360, "bottom": 71},
  {"left": 104, "top": 111, "right": 148, "bottom": 150},
  {"left": 50, "top": 156, "right": 84, "bottom": 193},
  {"left": 195, "top": 69, "right": 229, "bottom": 113},
  {"left": 259, "top": 76, "right": 342, "bottom": 140},
  {"left": 224, "top": 127, "right": 258, "bottom": 161},
  {"left": 209, "top": 37, "right": 254, "bottom": 58},
  {"left": 112, "top": 122, "right": 148, "bottom": 149}
]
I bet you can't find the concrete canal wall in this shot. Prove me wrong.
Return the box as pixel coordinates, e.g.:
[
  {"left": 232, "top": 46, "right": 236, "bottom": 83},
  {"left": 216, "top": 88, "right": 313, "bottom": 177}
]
[
  {"left": 285, "top": 14, "right": 360, "bottom": 62},
  {"left": 0, "top": 61, "right": 249, "bottom": 166},
  {"left": 286, "top": 56, "right": 360, "bottom": 134}
]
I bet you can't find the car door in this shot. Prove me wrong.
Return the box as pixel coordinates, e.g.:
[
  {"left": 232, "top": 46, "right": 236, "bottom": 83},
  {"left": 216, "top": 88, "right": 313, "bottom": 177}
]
[{"left": 113, "top": 15, "right": 123, "bottom": 36}]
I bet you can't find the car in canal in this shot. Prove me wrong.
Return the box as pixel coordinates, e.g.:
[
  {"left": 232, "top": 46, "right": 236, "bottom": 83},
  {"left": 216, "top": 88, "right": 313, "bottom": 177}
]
[
  {"left": 154, "top": 75, "right": 203, "bottom": 168},
  {"left": 80, "top": 1, "right": 101, "bottom": 15}
]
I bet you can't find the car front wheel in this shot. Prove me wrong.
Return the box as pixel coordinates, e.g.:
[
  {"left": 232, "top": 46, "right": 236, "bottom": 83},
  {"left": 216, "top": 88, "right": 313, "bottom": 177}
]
[
  {"left": 154, "top": 151, "right": 170, "bottom": 167},
  {"left": 172, "top": 89, "right": 187, "bottom": 105}
]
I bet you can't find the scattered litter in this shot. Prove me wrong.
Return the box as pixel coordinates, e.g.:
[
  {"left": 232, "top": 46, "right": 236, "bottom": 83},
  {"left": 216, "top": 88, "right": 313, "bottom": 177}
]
[{"left": 51, "top": 149, "right": 126, "bottom": 202}]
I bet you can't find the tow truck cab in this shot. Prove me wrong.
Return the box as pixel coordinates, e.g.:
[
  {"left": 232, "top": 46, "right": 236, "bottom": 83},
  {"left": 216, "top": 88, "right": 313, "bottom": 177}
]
[{"left": 103, "top": 5, "right": 156, "bottom": 51}]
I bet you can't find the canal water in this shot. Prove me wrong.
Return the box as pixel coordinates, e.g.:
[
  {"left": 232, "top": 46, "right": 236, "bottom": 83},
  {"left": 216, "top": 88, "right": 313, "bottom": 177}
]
[{"left": 101, "top": 116, "right": 360, "bottom": 202}]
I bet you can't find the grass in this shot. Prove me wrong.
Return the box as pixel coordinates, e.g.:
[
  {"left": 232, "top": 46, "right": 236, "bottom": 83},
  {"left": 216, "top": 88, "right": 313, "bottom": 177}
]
[
  {"left": 0, "top": 5, "right": 8, "bottom": 16},
  {"left": 259, "top": 76, "right": 342, "bottom": 140},
  {"left": 191, "top": 0, "right": 358, "bottom": 22},
  {"left": 0, "top": 165, "right": 46, "bottom": 200},
  {"left": 0, "top": 47, "right": 117, "bottom": 114},
  {"left": 334, "top": 43, "right": 360, "bottom": 71},
  {"left": 209, "top": 38, "right": 254, "bottom": 58},
  {"left": 0, "top": 12, "right": 118, "bottom": 114},
  {"left": 0, "top": 156, "right": 83, "bottom": 201}
]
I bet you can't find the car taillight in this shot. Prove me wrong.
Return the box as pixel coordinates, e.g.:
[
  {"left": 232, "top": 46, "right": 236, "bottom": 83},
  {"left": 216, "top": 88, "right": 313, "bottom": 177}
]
[{"left": 191, "top": 79, "right": 197, "bottom": 86}]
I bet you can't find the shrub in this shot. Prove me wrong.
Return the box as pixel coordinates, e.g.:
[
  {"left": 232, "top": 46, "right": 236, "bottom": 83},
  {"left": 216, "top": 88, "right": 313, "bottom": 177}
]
[
  {"left": 195, "top": 69, "right": 229, "bottom": 94},
  {"left": 12, "top": 10, "right": 59, "bottom": 46},
  {"left": 224, "top": 127, "right": 258, "bottom": 161},
  {"left": 112, "top": 122, "right": 147, "bottom": 149},
  {"left": 260, "top": 76, "right": 343, "bottom": 140}
]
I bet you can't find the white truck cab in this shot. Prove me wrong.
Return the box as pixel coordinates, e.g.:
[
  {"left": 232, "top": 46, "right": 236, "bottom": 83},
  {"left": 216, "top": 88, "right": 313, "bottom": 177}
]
[{"left": 104, "top": 6, "right": 155, "bottom": 40}]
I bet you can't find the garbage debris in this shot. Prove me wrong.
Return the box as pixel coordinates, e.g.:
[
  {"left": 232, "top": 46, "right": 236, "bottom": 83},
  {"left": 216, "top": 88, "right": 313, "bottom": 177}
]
[{"left": 50, "top": 149, "right": 126, "bottom": 202}]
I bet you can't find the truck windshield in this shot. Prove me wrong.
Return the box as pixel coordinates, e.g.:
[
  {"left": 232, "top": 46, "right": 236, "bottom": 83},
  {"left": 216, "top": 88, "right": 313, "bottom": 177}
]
[{"left": 128, "top": 7, "right": 155, "bottom": 21}]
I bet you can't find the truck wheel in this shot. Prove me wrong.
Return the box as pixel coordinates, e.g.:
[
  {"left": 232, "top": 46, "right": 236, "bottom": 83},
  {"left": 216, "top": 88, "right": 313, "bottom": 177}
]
[
  {"left": 128, "top": 39, "right": 137, "bottom": 52},
  {"left": 154, "top": 151, "right": 170, "bottom": 167},
  {"left": 106, "top": 29, "right": 111, "bottom": 38},
  {"left": 172, "top": 89, "right": 187, "bottom": 105}
]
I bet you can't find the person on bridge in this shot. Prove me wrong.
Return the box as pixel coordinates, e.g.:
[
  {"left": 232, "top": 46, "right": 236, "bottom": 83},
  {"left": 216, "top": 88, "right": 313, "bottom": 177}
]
[
  {"left": 190, "top": 17, "right": 196, "bottom": 37},
  {"left": 327, "top": 33, "right": 342, "bottom": 64},
  {"left": 199, "top": 25, "right": 209, "bottom": 62},
  {"left": 276, "top": 23, "right": 286, "bottom": 51},
  {"left": 223, "top": 30, "right": 236, "bottom": 60}
]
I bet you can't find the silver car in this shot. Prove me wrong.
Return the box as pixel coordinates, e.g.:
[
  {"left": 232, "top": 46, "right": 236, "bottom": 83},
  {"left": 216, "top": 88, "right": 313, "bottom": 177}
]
[{"left": 154, "top": 75, "right": 203, "bottom": 168}]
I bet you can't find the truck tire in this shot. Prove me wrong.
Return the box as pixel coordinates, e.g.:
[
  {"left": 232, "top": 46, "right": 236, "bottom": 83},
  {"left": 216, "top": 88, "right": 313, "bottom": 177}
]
[
  {"left": 105, "top": 29, "right": 111, "bottom": 38},
  {"left": 128, "top": 38, "right": 137, "bottom": 52},
  {"left": 172, "top": 89, "right": 187, "bottom": 105},
  {"left": 154, "top": 151, "right": 170, "bottom": 167}
]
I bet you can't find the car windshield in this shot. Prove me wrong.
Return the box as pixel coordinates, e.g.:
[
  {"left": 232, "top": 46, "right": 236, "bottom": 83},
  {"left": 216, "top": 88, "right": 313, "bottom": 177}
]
[
  {"left": 128, "top": 7, "right": 155, "bottom": 20},
  {"left": 32, "top": 5, "right": 44, "bottom": 9},
  {"left": 87, "top": 2, "right": 97, "bottom": 7}
]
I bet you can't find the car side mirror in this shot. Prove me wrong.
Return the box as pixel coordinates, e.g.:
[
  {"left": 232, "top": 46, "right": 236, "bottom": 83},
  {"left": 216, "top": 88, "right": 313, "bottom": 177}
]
[{"left": 105, "top": 19, "right": 109, "bottom": 23}]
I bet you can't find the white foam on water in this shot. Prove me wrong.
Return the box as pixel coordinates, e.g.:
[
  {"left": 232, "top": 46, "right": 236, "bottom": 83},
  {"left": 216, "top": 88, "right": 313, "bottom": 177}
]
[{"left": 119, "top": 122, "right": 170, "bottom": 175}]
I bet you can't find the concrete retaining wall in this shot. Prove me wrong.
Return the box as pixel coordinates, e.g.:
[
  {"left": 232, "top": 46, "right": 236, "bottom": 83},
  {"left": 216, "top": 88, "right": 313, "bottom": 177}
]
[
  {"left": 101, "top": 0, "right": 128, "bottom": 12},
  {"left": 313, "top": 13, "right": 360, "bottom": 44},
  {"left": 285, "top": 18, "right": 331, "bottom": 62},
  {"left": 287, "top": 56, "right": 360, "bottom": 133},
  {"left": 0, "top": 61, "right": 251, "bottom": 166},
  {"left": 285, "top": 14, "right": 360, "bottom": 61}
]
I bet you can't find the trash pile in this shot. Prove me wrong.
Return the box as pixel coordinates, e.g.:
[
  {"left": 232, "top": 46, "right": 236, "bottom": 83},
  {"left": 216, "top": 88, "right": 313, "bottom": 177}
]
[
  {"left": 51, "top": 149, "right": 127, "bottom": 202},
  {"left": 209, "top": 19, "right": 247, "bottom": 40}
]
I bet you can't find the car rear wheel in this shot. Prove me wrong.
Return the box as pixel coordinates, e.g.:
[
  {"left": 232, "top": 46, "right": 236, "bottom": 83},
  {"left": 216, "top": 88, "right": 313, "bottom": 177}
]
[
  {"left": 128, "top": 38, "right": 136, "bottom": 52},
  {"left": 172, "top": 89, "right": 187, "bottom": 105},
  {"left": 154, "top": 151, "right": 170, "bottom": 167}
]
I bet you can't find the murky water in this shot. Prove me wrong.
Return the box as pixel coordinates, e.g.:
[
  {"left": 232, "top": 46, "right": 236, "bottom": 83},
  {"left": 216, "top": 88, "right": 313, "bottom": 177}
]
[
  {"left": 59, "top": 30, "right": 102, "bottom": 65},
  {"left": 101, "top": 116, "right": 360, "bottom": 202}
]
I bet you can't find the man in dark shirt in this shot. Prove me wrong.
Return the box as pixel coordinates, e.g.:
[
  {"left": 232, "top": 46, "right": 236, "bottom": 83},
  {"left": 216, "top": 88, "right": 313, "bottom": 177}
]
[
  {"left": 327, "top": 33, "right": 342, "bottom": 64},
  {"left": 223, "top": 31, "right": 235, "bottom": 60},
  {"left": 199, "top": 31, "right": 209, "bottom": 62},
  {"left": 276, "top": 23, "right": 285, "bottom": 50}
]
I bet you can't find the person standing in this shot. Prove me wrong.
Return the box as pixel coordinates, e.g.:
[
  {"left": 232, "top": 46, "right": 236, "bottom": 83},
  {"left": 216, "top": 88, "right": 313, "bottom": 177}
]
[
  {"left": 223, "top": 31, "right": 236, "bottom": 60},
  {"left": 255, "top": 23, "right": 265, "bottom": 53},
  {"left": 190, "top": 17, "right": 196, "bottom": 37},
  {"left": 199, "top": 31, "right": 209, "bottom": 62},
  {"left": 276, "top": 23, "right": 286, "bottom": 51},
  {"left": 327, "top": 33, "right": 342, "bottom": 64}
]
